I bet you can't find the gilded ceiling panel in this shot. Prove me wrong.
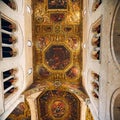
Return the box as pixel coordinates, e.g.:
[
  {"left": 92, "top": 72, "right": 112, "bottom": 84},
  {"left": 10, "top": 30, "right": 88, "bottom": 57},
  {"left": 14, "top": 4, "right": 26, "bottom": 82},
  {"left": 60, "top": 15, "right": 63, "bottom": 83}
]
[
  {"left": 7, "top": 101, "right": 31, "bottom": 120},
  {"left": 37, "top": 90, "right": 80, "bottom": 120},
  {"left": 33, "top": 0, "right": 82, "bottom": 89}
]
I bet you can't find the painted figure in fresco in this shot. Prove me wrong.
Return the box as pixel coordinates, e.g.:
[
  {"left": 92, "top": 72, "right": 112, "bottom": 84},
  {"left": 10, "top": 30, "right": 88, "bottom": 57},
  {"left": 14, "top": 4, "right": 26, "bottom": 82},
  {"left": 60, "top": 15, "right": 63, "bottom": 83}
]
[
  {"left": 48, "top": 48, "right": 64, "bottom": 69},
  {"left": 66, "top": 66, "right": 79, "bottom": 78},
  {"left": 50, "top": 13, "right": 65, "bottom": 23},
  {"left": 46, "top": 46, "right": 70, "bottom": 70},
  {"left": 51, "top": 100, "right": 65, "bottom": 118},
  {"left": 38, "top": 37, "right": 49, "bottom": 50},
  {"left": 39, "top": 90, "right": 79, "bottom": 120},
  {"left": 39, "top": 67, "right": 50, "bottom": 77},
  {"left": 48, "top": 0, "right": 67, "bottom": 9},
  {"left": 67, "top": 37, "right": 78, "bottom": 50}
]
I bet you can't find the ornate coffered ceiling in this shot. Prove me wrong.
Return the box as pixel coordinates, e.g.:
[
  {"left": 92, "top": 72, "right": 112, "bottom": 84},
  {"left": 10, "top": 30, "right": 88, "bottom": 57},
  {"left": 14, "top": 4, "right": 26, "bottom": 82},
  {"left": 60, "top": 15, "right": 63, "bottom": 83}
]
[
  {"left": 6, "top": 0, "right": 90, "bottom": 119},
  {"left": 31, "top": 0, "right": 84, "bottom": 119},
  {"left": 7, "top": 101, "right": 31, "bottom": 120},
  {"left": 33, "top": 0, "right": 82, "bottom": 88},
  {"left": 43, "top": 44, "right": 71, "bottom": 71},
  {"left": 38, "top": 90, "right": 80, "bottom": 120}
]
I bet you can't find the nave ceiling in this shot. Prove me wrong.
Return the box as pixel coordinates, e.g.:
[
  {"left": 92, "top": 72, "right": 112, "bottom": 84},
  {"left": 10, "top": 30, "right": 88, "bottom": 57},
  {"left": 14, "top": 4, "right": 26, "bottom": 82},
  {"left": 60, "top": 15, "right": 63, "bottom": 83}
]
[
  {"left": 7, "top": 0, "right": 88, "bottom": 119},
  {"left": 33, "top": 0, "right": 83, "bottom": 89},
  {"left": 31, "top": 0, "right": 84, "bottom": 119}
]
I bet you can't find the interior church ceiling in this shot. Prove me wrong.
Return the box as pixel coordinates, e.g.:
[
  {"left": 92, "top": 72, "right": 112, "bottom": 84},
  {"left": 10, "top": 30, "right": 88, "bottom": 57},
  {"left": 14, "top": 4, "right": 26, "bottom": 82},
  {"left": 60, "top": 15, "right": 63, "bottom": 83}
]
[
  {"left": 38, "top": 90, "right": 80, "bottom": 120},
  {"left": 7, "top": 101, "right": 31, "bottom": 120},
  {"left": 8, "top": 0, "right": 85, "bottom": 119},
  {"left": 31, "top": 0, "right": 83, "bottom": 119},
  {"left": 33, "top": 0, "right": 82, "bottom": 88}
]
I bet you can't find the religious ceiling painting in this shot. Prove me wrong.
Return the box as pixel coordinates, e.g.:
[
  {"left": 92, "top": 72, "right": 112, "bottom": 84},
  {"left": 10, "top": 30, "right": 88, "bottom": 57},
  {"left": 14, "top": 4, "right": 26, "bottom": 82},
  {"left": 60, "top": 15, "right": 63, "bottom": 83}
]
[
  {"left": 66, "top": 36, "right": 80, "bottom": 50},
  {"left": 33, "top": 0, "right": 82, "bottom": 85},
  {"left": 48, "top": 0, "right": 67, "bottom": 10},
  {"left": 32, "top": 0, "right": 83, "bottom": 118},
  {"left": 36, "top": 36, "right": 50, "bottom": 51},
  {"left": 50, "top": 13, "right": 65, "bottom": 23},
  {"left": 39, "top": 66, "right": 51, "bottom": 78},
  {"left": 44, "top": 45, "right": 71, "bottom": 70},
  {"left": 37, "top": 90, "right": 80, "bottom": 120},
  {"left": 66, "top": 66, "right": 80, "bottom": 79},
  {"left": 7, "top": 101, "right": 31, "bottom": 120}
]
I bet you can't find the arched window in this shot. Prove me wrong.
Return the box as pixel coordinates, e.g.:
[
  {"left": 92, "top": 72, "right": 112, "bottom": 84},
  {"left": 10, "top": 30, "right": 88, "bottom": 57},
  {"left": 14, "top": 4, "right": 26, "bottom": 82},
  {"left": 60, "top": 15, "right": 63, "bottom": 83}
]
[
  {"left": 2, "top": 0, "right": 16, "bottom": 10},
  {"left": 92, "top": 0, "right": 102, "bottom": 12},
  {"left": 1, "top": 18, "right": 16, "bottom": 32},
  {"left": 91, "top": 50, "right": 100, "bottom": 60},
  {"left": 91, "top": 34, "right": 100, "bottom": 47},
  {"left": 92, "top": 91, "right": 99, "bottom": 98},
  {"left": 91, "top": 18, "right": 102, "bottom": 60},
  {"left": 91, "top": 71, "right": 99, "bottom": 81},
  {"left": 92, "top": 25, "right": 101, "bottom": 34},
  {"left": 1, "top": 17, "right": 17, "bottom": 59},
  {"left": 3, "top": 68, "right": 18, "bottom": 99},
  {"left": 91, "top": 71, "right": 99, "bottom": 99},
  {"left": 2, "top": 47, "right": 17, "bottom": 58},
  {"left": 4, "top": 87, "right": 18, "bottom": 98},
  {"left": 111, "top": 3, "right": 120, "bottom": 67},
  {"left": 113, "top": 94, "right": 120, "bottom": 120},
  {"left": 3, "top": 68, "right": 17, "bottom": 79},
  {"left": 4, "top": 78, "right": 16, "bottom": 89},
  {"left": 2, "top": 33, "right": 17, "bottom": 44}
]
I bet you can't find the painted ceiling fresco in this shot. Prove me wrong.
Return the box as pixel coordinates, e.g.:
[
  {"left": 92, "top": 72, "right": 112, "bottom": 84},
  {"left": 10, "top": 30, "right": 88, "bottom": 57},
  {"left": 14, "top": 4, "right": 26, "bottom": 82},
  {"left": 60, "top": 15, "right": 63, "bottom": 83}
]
[
  {"left": 44, "top": 45, "right": 71, "bottom": 70},
  {"left": 33, "top": 0, "right": 82, "bottom": 87},
  {"left": 4, "top": 0, "right": 85, "bottom": 119},
  {"left": 86, "top": 107, "right": 94, "bottom": 120},
  {"left": 32, "top": 0, "right": 83, "bottom": 119},
  {"left": 7, "top": 101, "right": 31, "bottom": 120},
  {"left": 38, "top": 90, "right": 80, "bottom": 120}
]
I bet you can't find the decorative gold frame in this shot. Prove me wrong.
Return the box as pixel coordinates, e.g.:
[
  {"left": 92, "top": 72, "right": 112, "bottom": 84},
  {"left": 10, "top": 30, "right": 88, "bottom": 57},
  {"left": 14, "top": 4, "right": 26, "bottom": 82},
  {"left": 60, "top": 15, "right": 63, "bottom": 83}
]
[
  {"left": 37, "top": 89, "right": 81, "bottom": 120},
  {"left": 47, "top": 0, "right": 68, "bottom": 11},
  {"left": 42, "top": 43, "right": 73, "bottom": 72}
]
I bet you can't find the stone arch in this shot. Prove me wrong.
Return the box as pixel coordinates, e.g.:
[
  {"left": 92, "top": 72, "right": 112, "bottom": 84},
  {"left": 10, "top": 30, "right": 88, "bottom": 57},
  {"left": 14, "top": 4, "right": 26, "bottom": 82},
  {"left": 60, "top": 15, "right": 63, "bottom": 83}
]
[
  {"left": 110, "top": 88, "right": 120, "bottom": 120},
  {"left": 114, "top": 94, "right": 120, "bottom": 120},
  {"left": 111, "top": 1, "right": 120, "bottom": 70},
  {"left": 37, "top": 89, "right": 81, "bottom": 120}
]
